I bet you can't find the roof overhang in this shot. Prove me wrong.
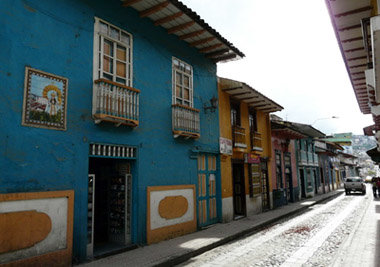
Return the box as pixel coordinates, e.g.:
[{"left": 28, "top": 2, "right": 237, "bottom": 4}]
[
  {"left": 325, "top": 0, "right": 375, "bottom": 114},
  {"left": 363, "top": 124, "right": 376, "bottom": 135},
  {"left": 272, "top": 128, "right": 306, "bottom": 140},
  {"left": 219, "top": 77, "right": 283, "bottom": 113},
  {"left": 121, "top": 0, "right": 245, "bottom": 63},
  {"left": 367, "top": 146, "right": 380, "bottom": 162}
]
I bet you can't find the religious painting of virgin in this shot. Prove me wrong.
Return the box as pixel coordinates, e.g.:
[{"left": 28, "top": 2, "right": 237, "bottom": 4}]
[{"left": 22, "top": 67, "right": 68, "bottom": 130}]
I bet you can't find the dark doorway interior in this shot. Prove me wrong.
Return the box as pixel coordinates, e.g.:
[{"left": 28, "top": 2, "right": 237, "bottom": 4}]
[
  {"left": 320, "top": 167, "right": 325, "bottom": 194},
  {"left": 232, "top": 162, "right": 246, "bottom": 218},
  {"left": 89, "top": 158, "right": 132, "bottom": 257},
  {"left": 261, "top": 161, "right": 270, "bottom": 210},
  {"left": 300, "top": 168, "right": 306, "bottom": 198},
  {"left": 284, "top": 153, "right": 292, "bottom": 202},
  {"left": 285, "top": 170, "right": 292, "bottom": 202}
]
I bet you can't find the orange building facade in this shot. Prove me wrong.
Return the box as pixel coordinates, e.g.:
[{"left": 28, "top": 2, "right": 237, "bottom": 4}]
[{"left": 218, "top": 78, "right": 283, "bottom": 221}]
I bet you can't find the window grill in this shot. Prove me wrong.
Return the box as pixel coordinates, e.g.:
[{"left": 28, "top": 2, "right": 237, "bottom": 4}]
[{"left": 89, "top": 143, "right": 136, "bottom": 158}]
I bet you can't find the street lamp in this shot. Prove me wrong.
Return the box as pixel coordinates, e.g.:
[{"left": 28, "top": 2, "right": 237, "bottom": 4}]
[{"left": 311, "top": 116, "right": 339, "bottom": 126}]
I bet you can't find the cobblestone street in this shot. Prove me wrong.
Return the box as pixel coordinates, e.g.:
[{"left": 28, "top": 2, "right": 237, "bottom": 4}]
[{"left": 179, "top": 185, "right": 380, "bottom": 267}]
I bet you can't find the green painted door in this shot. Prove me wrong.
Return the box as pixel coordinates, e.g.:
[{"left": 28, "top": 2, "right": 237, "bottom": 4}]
[{"left": 197, "top": 154, "right": 218, "bottom": 227}]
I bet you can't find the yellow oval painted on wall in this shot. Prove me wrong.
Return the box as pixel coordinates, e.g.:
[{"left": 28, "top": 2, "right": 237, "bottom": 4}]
[
  {"left": 158, "top": 196, "right": 188, "bottom": 219},
  {"left": 0, "top": 210, "right": 52, "bottom": 253}
]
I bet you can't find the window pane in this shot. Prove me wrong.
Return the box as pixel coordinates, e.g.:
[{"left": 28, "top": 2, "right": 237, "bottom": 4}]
[
  {"left": 103, "top": 73, "right": 113, "bottom": 81},
  {"left": 176, "top": 72, "right": 182, "bottom": 85},
  {"left": 121, "top": 32, "right": 130, "bottom": 45},
  {"left": 176, "top": 85, "right": 182, "bottom": 98},
  {"left": 103, "top": 39, "right": 113, "bottom": 56},
  {"left": 117, "top": 46, "right": 126, "bottom": 61},
  {"left": 117, "top": 61, "right": 126, "bottom": 77},
  {"left": 184, "top": 89, "right": 189, "bottom": 100},
  {"left": 184, "top": 76, "right": 190, "bottom": 87},
  {"left": 180, "top": 62, "right": 185, "bottom": 71},
  {"left": 185, "top": 65, "right": 191, "bottom": 74},
  {"left": 103, "top": 56, "right": 113, "bottom": 73},
  {"left": 173, "top": 59, "right": 179, "bottom": 67},
  {"left": 110, "top": 26, "right": 119, "bottom": 39},
  {"left": 116, "top": 77, "right": 126, "bottom": 84},
  {"left": 99, "top": 21, "right": 108, "bottom": 34}
]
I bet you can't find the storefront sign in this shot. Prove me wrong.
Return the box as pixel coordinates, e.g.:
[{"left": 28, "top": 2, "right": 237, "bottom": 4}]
[
  {"left": 247, "top": 153, "right": 260, "bottom": 164},
  {"left": 220, "top": 137, "right": 232, "bottom": 155}
]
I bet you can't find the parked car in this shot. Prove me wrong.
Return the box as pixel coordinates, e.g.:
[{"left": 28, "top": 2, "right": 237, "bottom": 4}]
[{"left": 344, "top": 177, "right": 366, "bottom": 195}]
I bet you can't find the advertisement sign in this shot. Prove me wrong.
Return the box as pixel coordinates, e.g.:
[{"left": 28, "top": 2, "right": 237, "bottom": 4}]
[
  {"left": 219, "top": 137, "right": 232, "bottom": 155},
  {"left": 247, "top": 153, "right": 260, "bottom": 164}
]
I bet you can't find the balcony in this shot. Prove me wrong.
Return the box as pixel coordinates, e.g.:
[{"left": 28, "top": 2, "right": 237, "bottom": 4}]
[
  {"left": 251, "top": 131, "right": 263, "bottom": 152},
  {"left": 307, "top": 152, "right": 313, "bottom": 165},
  {"left": 233, "top": 126, "right": 247, "bottom": 150},
  {"left": 172, "top": 104, "right": 200, "bottom": 139},
  {"left": 313, "top": 153, "right": 318, "bottom": 166},
  {"left": 299, "top": 150, "right": 308, "bottom": 165},
  {"left": 93, "top": 79, "right": 139, "bottom": 127}
]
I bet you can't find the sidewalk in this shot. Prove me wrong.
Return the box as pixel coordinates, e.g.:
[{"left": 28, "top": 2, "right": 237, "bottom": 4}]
[
  {"left": 81, "top": 189, "right": 343, "bottom": 267},
  {"left": 332, "top": 187, "right": 380, "bottom": 267}
]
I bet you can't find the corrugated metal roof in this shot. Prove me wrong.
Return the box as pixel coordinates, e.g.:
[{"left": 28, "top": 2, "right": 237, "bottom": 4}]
[{"left": 121, "top": 0, "right": 245, "bottom": 63}]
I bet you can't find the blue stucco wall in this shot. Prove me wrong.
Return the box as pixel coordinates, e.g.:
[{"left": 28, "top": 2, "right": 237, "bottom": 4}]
[{"left": 0, "top": 0, "right": 220, "bottom": 261}]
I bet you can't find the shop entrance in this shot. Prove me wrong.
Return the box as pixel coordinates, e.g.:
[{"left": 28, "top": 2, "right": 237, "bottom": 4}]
[
  {"left": 232, "top": 162, "right": 246, "bottom": 218},
  {"left": 87, "top": 157, "right": 132, "bottom": 258}
]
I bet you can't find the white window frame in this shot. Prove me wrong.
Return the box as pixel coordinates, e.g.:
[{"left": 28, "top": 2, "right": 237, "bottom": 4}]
[
  {"left": 172, "top": 57, "right": 193, "bottom": 107},
  {"left": 93, "top": 17, "right": 133, "bottom": 86}
]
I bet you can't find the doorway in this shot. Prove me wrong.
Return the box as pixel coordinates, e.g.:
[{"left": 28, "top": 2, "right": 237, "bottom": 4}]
[
  {"left": 260, "top": 160, "right": 270, "bottom": 211},
  {"left": 197, "top": 154, "right": 218, "bottom": 228},
  {"left": 320, "top": 167, "right": 325, "bottom": 194},
  {"left": 299, "top": 168, "right": 306, "bottom": 198},
  {"left": 284, "top": 153, "right": 293, "bottom": 202},
  {"left": 88, "top": 158, "right": 132, "bottom": 258},
  {"left": 232, "top": 162, "right": 246, "bottom": 218},
  {"left": 285, "top": 169, "right": 292, "bottom": 202},
  {"left": 313, "top": 169, "right": 318, "bottom": 194}
]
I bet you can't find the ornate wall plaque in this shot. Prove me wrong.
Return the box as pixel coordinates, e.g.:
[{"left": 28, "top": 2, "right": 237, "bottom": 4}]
[{"left": 22, "top": 67, "right": 68, "bottom": 130}]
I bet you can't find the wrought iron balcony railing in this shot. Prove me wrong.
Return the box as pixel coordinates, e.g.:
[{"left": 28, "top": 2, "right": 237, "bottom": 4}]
[
  {"left": 172, "top": 104, "right": 200, "bottom": 139},
  {"left": 93, "top": 79, "right": 139, "bottom": 127}
]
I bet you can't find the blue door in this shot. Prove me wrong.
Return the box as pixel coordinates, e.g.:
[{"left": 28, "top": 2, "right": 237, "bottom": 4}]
[{"left": 197, "top": 154, "right": 218, "bottom": 227}]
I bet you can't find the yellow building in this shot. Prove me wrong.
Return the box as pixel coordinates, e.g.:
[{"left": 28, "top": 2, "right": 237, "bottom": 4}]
[{"left": 218, "top": 78, "right": 283, "bottom": 221}]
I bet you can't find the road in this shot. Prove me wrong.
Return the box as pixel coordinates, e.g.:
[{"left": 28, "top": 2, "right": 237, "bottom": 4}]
[{"left": 179, "top": 185, "right": 380, "bottom": 267}]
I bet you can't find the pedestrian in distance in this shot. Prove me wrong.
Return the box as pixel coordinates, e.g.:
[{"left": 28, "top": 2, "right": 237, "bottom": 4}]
[{"left": 372, "top": 177, "right": 377, "bottom": 198}]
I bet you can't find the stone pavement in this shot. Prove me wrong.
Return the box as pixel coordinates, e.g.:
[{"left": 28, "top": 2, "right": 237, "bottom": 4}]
[
  {"left": 332, "top": 187, "right": 380, "bottom": 267},
  {"left": 80, "top": 190, "right": 343, "bottom": 267}
]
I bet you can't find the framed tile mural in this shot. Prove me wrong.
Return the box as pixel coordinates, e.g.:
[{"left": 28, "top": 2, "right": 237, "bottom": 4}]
[{"left": 22, "top": 67, "right": 68, "bottom": 130}]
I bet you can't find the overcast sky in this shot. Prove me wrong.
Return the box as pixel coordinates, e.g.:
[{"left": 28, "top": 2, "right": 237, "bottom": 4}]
[{"left": 181, "top": 0, "right": 374, "bottom": 135}]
